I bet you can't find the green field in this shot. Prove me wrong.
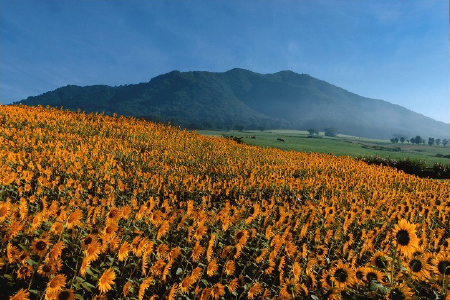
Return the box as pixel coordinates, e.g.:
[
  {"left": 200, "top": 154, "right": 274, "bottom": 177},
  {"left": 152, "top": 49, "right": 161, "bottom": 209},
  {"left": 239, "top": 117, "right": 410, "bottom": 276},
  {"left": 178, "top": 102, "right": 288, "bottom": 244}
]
[{"left": 198, "top": 129, "right": 450, "bottom": 166}]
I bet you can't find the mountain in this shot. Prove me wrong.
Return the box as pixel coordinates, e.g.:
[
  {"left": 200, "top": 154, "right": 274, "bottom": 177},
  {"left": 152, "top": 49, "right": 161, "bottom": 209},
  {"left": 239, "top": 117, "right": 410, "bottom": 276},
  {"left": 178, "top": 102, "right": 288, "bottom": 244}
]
[{"left": 14, "top": 68, "right": 449, "bottom": 139}]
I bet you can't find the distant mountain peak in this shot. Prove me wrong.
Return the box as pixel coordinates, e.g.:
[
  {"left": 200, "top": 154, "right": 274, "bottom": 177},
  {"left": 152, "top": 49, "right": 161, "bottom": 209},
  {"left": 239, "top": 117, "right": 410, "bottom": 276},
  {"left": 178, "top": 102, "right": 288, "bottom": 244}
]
[{"left": 15, "top": 69, "right": 449, "bottom": 139}]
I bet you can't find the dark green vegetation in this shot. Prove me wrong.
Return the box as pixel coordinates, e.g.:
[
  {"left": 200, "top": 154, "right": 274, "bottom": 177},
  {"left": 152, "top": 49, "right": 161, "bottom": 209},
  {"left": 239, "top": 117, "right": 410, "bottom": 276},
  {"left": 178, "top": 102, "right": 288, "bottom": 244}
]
[
  {"left": 15, "top": 68, "right": 449, "bottom": 139},
  {"left": 200, "top": 129, "right": 450, "bottom": 178}
]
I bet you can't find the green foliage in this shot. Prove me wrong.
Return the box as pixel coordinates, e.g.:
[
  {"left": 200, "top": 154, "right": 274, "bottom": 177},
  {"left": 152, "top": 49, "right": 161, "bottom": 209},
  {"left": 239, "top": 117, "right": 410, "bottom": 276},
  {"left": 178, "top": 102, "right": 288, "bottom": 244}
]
[
  {"left": 324, "top": 127, "right": 337, "bottom": 137},
  {"left": 359, "top": 155, "right": 450, "bottom": 179}
]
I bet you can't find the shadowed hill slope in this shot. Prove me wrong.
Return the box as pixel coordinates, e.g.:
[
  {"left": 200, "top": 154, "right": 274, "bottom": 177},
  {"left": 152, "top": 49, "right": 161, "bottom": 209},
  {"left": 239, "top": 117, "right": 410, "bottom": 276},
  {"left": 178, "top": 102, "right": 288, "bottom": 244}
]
[{"left": 15, "top": 68, "right": 449, "bottom": 139}]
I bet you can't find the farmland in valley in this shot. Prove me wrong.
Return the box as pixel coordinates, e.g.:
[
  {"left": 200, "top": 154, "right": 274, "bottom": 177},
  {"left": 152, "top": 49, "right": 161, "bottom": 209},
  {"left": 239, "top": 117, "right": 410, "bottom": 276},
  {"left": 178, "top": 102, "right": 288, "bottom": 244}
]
[
  {"left": 1, "top": 105, "right": 449, "bottom": 299},
  {"left": 199, "top": 129, "right": 450, "bottom": 167}
]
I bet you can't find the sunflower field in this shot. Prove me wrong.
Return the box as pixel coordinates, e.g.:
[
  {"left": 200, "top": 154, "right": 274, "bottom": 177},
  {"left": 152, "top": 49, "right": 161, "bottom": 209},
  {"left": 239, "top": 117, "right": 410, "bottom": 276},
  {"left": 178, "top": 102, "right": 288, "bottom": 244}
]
[{"left": 1, "top": 104, "right": 449, "bottom": 300}]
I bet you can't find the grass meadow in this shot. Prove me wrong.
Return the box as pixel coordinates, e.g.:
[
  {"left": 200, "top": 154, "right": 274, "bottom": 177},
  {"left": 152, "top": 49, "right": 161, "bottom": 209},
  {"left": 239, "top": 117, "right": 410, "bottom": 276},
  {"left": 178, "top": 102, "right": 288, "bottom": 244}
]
[{"left": 198, "top": 130, "right": 450, "bottom": 167}]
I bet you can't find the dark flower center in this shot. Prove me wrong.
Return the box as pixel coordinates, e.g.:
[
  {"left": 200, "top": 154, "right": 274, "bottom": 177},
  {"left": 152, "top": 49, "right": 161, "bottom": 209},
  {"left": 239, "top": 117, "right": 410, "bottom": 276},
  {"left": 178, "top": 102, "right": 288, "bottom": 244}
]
[
  {"left": 317, "top": 248, "right": 324, "bottom": 255},
  {"left": 84, "top": 236, "right": 92, "bottom": 245},
  {"left": 389, "top": 288, "right": 406, "bottom": 300},
  {"left": 36, "top": 241, "right": 47, "bottom": 251},
  {"left": 365, "top": 209, "right": 371, "bottom": 214},
  {"left": 409, "top": 259, "right": 422, "bottom": 273},
  {"left": 236, "top": 232, "right": 244, "bottom": 240},
  {"left": 366, "top": 272, "right": 378, "bottom": 282},
  {"left": 375, "top": 256, "right": 386, "bottom": 269},
  {"left": 356, "top": 271, "right": 363, "bottom": 279},
  {"left": 108, "top": 211, "right": 116, "bottom": 218},
  {"left": 43, "top": 265, "right": 51, "bottom": 272},
  {"left": 438, "top": 260, "right": 450, "bottom": 275},
  {"left": 334, "top": 268, "right": 348, "bottom": 283},
  {"left": 58, "top": 291, "right": 71, "bottom": 300},
  {"left": 19, "top": 254, "right": 27, "bottom": 261},
  {"left": 326, "top": 275, "right": 333, "bottom": 286},
  {"left": 396, "top": 230, "right": 410, "bottom": 246}
]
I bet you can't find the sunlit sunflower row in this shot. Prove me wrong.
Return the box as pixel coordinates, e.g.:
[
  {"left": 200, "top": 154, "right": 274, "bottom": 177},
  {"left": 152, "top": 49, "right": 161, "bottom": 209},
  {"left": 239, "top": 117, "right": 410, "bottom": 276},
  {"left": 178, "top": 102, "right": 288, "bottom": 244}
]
[{"left": 1, "top": 104, "right": 449, "bottom": 300}]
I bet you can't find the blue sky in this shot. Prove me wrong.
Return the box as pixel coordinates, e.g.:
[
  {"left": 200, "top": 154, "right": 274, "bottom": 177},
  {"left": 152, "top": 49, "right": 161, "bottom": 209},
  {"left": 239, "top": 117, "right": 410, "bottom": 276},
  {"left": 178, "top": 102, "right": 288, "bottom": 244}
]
[{"left": 1, "top": 0, "right": 448, "bottom": 123}]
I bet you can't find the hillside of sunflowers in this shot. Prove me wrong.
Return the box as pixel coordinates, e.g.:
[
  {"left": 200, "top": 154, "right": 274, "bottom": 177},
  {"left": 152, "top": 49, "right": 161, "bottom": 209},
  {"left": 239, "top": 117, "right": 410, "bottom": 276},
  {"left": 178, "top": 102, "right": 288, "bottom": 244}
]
[{"left": 1, "top": 104, "right": 449, "bottom": 300}]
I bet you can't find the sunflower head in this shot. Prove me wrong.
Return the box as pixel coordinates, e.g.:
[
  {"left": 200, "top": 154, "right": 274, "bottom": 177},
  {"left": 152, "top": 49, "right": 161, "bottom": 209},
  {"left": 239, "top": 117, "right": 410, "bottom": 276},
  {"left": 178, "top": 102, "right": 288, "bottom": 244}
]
[
  {"left": 56, "top": 289, "right": 76, "bottom": 300},
  {"left": 392, "top": 219, "right": 419, "bottom": 257}
]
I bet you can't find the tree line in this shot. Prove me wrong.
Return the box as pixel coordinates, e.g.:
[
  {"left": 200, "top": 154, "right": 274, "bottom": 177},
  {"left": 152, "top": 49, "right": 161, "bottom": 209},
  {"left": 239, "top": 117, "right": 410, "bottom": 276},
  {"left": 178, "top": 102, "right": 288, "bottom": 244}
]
[{"left": 390, "top": 135, "right": 448, "bottom": 147}]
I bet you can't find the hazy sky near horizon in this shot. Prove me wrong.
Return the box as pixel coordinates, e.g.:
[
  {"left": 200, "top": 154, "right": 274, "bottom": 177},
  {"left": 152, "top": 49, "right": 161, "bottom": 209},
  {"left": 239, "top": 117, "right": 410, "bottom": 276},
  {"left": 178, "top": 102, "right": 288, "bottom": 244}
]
[{"left": 1, "top": 0, "right": 449, "bottom": 123}]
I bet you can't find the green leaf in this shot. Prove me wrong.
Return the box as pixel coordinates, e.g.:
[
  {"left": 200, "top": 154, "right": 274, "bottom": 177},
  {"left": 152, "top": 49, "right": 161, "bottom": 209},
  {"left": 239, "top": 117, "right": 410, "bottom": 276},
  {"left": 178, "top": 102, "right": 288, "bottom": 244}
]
[
  {"left": 3, "top": 274, "right": 13, "bottom": 281},
  {"left": 176, "top": 267, "right": 183, "bottom": 275},
  {"left": 29, "top": 290, "right": 40, "bottom": 295},
  {"left": 28, "top": 258, "right": 38, "bottom": 266},
  {"left": 75, "top": 294, "right": 85, "bottom": 300}
]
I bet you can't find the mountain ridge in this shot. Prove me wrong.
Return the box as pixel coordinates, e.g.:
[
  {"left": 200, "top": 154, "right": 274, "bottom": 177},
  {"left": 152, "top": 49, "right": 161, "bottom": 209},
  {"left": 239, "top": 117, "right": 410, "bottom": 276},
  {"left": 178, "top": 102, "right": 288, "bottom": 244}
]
[{"left": 14, "top": 68, "right": 449, "bottom": 139}]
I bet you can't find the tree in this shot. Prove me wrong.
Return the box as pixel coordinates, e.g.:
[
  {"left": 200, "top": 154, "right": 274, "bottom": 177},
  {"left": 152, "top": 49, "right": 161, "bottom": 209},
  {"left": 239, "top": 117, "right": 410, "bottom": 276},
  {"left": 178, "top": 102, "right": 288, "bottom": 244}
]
[
  {"left": 324, "top": 128, "right": 337, "bottom": 137},
  {"left": 428, "top": 137, "right": 435, "bottom": 146},
  {"left": 436, "top": 139, "right": 441, "bottom": 146},
  {"left": 307, "top": 128, "right": 318, "bottom": 135},
  {"left": 257, "top": 125, "right": 265, "bottom": 132},
  {"left": 390, "top": 138, "right": 396, "bottom": 144},
  {"left": 414, "top": 136, "right": 422, "bottom": 145},
  {"left": 400, "top": 137, "right": 405, "bottom": 144},
  {"left": 443, "top": 139, "right": 449, "bottom": 147},
  {"left": 410, "top": 138, "right": 415, "bottom": 144}
]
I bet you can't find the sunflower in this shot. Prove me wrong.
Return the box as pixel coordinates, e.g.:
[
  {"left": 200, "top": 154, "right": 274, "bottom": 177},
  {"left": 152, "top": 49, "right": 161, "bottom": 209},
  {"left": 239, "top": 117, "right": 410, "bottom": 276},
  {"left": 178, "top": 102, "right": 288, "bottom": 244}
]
[
  {"left": 371, "top": 251, "right": 390, "bottom": 270},
  {"left": 167, "top": 283, "right": 178, "bottom": 300},
  {"left": 292, "top": 261, "right": 301, "bottom": 282},
  {"left": 320, "top": 270, "right": 334, "bottom": 290},
  {"left": 228, "top": 278, "right": 239, "bottom": 293},
  {"left": 235, "top": 229, "right": 248, "bottom": 245},
  {"left": 190, "top": 267, "right": 202, "bottom": 283},
  {"left": 180, "top": 277, "right": 194, "bottom": 294},
  {"left": 365, "top": 268, "right": 385, "bottom": 284},
  {"left": 191, "top": 241, "right": 204, "bottom": 262},
  {"left": 31, "top": 237, "right": 50, "bottom": 256},
  {"left": 46, "top": 274, "right": 67, "bottom": 298},
  {"left": 248, "top": 282, "right": 263, "bottom": 299},
  {"left": 407, "top": 256, "right": 430, "bottom": 281},
  {"left": 354, "top": 267, "right": 367, "bottom": 286},
  {"left": 118, "top": 241, "right": 130, "bottom": 261},
  {"left": 385, "top": 283, "right": 414, "bottom": 300},
  {"left": 280, "top": 278, "right": 300, "bottom": 299},
  {"left": 122, "top": 281, "right": 132, "bottom": 297},
  {"left": 211, "top": 283, "right": 225, "bottom": 300},
  {"left": 98, "top": 268, "right": 115, "bottom": 294},
  {"left": 18, "top": 251, "right": 30, "bottom": 264},
  {"left": 38, "top": 261, "right": 56, "bottom": 277},
  {"left": 207, "top": 259, "right": 218, "bottom": 277},
  {"left": 55, "top": 289, "right": 75, "bottom": 300},
  {"left": 392, "top": 219, "right": 419, "bottom": 257},
  {"left": 330, "top": 261, "right": 354, "bottom": 289},
  {"left": 225, "top": 260, "right": 235, "bottom": 276},
  {"left": 80, "top": 235, "right": 94, "bottom": 250},
  {"left": 9, "top": 288, "right": 29, "bottom": 300},
  {"left": 432, "top": 251, "right": 450, "bottom": 280},
  {"left": 315, "top": 245, "right": 328, "bottom": 259},
  {"left": 17, "top": 264, "right": 33, "bottom": 280}
]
